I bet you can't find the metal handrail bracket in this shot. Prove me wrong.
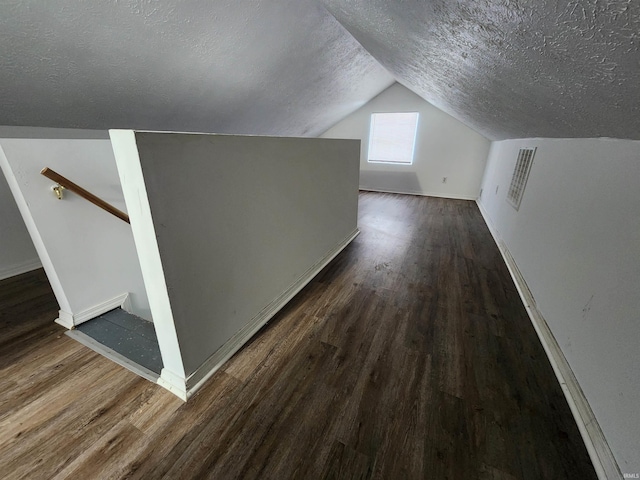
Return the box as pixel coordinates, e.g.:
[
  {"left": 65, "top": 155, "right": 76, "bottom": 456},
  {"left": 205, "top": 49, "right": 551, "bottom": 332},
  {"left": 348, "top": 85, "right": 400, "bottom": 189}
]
[{"left": 40, "top": 167, "right": 130, "bottom": 224}]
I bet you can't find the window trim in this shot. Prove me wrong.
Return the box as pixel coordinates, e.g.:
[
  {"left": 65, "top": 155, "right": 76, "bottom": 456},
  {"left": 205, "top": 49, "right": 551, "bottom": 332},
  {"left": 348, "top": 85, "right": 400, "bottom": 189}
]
[{"left": 367, "top": 112, "right": 419, "bottom": 165}]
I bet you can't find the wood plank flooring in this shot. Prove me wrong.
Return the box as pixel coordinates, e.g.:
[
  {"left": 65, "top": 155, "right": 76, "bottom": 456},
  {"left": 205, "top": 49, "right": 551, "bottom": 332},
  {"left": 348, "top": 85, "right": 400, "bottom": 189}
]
[{"left": 0, "top": 191, "right": 597, "bottom": 479}]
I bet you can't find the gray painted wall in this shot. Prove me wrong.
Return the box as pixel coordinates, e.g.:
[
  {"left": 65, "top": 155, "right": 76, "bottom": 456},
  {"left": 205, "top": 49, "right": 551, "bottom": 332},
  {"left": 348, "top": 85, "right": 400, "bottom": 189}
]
[
  {"left": 0, "top": 169, "right": 39, "bottom": 280},
  {"left": 129, "top": 132, "right": 359, "bottom": 377},
  {"left": 0, "top": 127, "right": 151, "bottom": 322},
  {"left": 478, "top": 137, "right": 640, "bottom": 474},
  {"left": 322, "top": 83, "right": 490, "bottom": 199}
]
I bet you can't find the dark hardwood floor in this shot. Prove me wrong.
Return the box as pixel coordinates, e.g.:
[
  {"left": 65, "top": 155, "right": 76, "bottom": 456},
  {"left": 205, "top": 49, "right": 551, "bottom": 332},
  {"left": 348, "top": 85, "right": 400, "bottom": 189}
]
[{"left": 0, "top": 191, "right": 597, "bottom": 479}]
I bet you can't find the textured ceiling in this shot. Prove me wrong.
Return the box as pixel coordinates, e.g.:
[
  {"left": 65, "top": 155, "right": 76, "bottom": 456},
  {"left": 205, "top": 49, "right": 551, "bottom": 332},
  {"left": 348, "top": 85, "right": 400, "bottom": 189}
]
[
  {"left": 2, "top": 1, "right": 639, "bottom": 140},
  {"left": 0, "top": 0, "right": 393, "bottom": 136},
  {"left": 322, "top": 0, "right": 640, "bottom": 140}
]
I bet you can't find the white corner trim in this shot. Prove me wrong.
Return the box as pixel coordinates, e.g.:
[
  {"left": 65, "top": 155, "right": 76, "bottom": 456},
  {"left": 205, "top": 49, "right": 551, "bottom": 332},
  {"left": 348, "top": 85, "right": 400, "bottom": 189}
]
[
  {"left": 110, "top": 128, "right": 187, "bottom": 384},
  {"left": 476, "top": 200, "right": 621, "bottom": 480},
  {"left": 359, "top": 186, "right": 477, "bottom": 201},
  {"left": 182, "top": 228, "right": 360, "bottom": 399},
  {"left": 55, "top": 310, "right": 75, "bottom": 329},
  {"left": 0, "top": 258, "right": 43, "bottom": 281},
  {"left": 158, "top": 368, "right": 188, "bottom": 401}
]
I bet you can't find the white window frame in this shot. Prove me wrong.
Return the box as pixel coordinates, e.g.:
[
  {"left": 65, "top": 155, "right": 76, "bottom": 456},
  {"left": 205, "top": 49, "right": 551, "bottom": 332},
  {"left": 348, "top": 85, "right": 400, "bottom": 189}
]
[{"left": 367, "top": 112, "right": 419, "bottom": 165}]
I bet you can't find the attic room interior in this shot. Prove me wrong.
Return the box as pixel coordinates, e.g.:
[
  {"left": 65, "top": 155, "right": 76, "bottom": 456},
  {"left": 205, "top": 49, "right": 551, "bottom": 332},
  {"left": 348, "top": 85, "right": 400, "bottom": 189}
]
[{"left": 0, "top": 0, "right": 638, "bottom": 479}]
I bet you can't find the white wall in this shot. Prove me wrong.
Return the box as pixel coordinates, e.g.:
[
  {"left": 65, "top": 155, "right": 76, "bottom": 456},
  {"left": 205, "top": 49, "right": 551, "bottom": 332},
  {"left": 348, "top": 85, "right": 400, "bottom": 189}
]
[
  {"left": 112, "top": 131, "right": 360, "bottom": 393},
  {"left": 0, "top": 169, "right": 40, "bottom": 280},
  {"left": 478, "top": 137, "right": 640, "bottom": 475},
  {"left": 0, "top": 127, "right": 151, "bottom": 323},
  {"left": 321, "top": 82, "right": 490, "bottom": 199}
]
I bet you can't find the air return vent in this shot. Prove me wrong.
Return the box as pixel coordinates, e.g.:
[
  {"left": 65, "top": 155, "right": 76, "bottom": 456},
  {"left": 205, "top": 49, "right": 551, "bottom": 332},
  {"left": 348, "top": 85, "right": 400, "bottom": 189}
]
[{"left": 507, "top": 147, "right": 536, "bottom": 210}]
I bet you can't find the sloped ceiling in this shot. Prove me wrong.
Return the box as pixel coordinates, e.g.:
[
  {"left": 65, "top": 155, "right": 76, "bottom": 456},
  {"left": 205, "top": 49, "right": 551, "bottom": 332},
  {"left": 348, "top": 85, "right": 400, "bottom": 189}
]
[
  {"left": 322, "top": 0, "right": 640, "bottom": 140},
  {"left": 0, "top": 0, "right": 393, "bottom": 136},
  {"left": 3, "top": 1, "right": 639, "bottom": 140}
]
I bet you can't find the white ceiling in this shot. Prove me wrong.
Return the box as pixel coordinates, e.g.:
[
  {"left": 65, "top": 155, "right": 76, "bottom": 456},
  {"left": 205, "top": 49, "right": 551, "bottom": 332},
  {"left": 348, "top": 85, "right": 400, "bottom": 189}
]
[
  {"left": 321, "top": 0, "right": 640, "bottom": 140},
  {"left": 0, "top": 0, "right": 393, "bottom": 136},
  {"left": 1, "top": 1, "right": 639, "bottom": 140}
]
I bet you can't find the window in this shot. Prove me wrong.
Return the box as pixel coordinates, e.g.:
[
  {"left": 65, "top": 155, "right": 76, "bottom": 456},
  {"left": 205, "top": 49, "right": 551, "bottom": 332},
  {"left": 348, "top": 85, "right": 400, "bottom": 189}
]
[
  {"left": 507, "top": 147, "right": 536, "bottom": 210},
  {"left": 367, "top": 112, "right": 419, "bottom": 165}
]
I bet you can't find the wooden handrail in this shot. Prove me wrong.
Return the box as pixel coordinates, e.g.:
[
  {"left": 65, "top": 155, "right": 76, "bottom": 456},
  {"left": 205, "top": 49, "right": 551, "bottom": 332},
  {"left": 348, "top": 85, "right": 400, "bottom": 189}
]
[{"left": 40, "top": 167, "right": 130, "bottom": 224}]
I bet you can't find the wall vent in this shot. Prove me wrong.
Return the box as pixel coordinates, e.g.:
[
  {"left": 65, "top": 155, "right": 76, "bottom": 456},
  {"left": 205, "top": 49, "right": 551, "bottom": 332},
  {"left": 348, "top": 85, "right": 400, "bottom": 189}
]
[{"left": 507, "top": 147, "right": 536, "bottom": 210}]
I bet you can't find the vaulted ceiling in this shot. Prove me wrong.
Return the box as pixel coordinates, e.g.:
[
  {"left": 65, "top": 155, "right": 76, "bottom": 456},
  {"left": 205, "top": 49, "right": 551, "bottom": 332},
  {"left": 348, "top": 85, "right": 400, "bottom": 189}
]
[
  {"left": 0, "top": 0, "right": 393, "bottom": 136},
  {"left": 1, "top": 1, "right": 639, "bottom": 140},
  {"left": 321, "top": 0, "right": 640, "bottom": 140}
]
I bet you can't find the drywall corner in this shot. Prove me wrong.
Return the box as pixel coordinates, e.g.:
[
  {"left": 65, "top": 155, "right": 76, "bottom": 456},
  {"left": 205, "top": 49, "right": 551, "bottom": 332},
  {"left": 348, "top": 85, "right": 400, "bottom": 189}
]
[{"left": 109, "top": 129, "right": 187, "bottom": 384}]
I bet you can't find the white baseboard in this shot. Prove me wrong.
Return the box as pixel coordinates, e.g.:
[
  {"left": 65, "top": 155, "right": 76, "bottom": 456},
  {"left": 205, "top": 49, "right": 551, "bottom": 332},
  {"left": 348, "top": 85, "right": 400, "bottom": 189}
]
[
  {"left": 359, "top": 186, "right": 477, "bottom": 201},
  {"left": 0, "top": 258, "right": 42, "bottom": 281},
  {"left": 158, "top": 368, "right": 188, "bottom": 401},
  {"left": 54, "top": 293, "right": 130, "bottom": 328},
  {"left": 55, "top": 310, "right": 75, "bottom": 329},
  {"left": 476, "top": 201, "right": 621, "bottom": 480},
  {"left": 182, "top": 228, "right": 360, "bottom": 399}
]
